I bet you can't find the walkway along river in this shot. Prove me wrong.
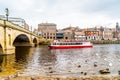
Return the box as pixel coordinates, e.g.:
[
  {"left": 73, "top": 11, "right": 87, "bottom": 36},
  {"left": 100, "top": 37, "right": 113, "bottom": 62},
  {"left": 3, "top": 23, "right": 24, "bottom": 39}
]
[{"left": 0, "top": 44, "right": 120, "bottom": 77}]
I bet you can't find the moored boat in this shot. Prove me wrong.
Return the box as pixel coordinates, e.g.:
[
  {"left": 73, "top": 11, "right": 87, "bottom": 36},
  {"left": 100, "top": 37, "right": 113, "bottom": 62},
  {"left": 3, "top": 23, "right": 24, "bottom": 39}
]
[{"left": 48, "top": 40, "right": 93, "bottom": 49}]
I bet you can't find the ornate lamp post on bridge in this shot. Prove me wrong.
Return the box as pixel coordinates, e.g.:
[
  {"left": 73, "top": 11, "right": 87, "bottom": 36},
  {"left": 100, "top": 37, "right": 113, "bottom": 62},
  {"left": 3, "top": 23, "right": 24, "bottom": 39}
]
[{"left": 5, "top": 8, "right": 9, "bottom": 21}]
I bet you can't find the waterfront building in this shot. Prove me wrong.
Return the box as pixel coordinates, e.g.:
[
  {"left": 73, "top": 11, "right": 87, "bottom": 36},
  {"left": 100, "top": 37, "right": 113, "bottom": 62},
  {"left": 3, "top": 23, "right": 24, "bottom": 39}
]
[
  {"left": 38, "top": 23, "right": 57, "bottom": 40},
  {"left": 115, "top": 22, "right": 120, "bottom": 40},
  {"left": 99, "top": 26, "right": 105, "bottom": 40},
  {"left": 116, "top": 22, "right": 120, "bottom": 31},
  {"left": 56, "top": 29, "right": 74, "bottom": 40},
  {"left": 24, "top": 23, "right": 29, "bottom": 30},
  {"left": 62, "top": 26, "right": 79, "bottom": 39},
  {"left": 85, "top": 31, "right": 99, "bottom": 40},
  {"left": 56, "top": 30, "right": 64, "bottom": 40},
  {"left": 63, "top": 30, "right": 72, "bottom": 40},
  {"left": 103, "top": 28, "right": 113, "bottom": 40},
  {"left": 33, "top": 29, "right": 38, "bottom": 35},
  {"left": 62, "top": 26, "right": 78, "bottom": 31},
  {"left": 117, "top": 32, "right": 120, "bottom": 40},
  {"left": 84, "top": 28, "right": 99, "bottom": 40},
  {"left": 74, "top": 29, "right": 85, "bottom": 40}
]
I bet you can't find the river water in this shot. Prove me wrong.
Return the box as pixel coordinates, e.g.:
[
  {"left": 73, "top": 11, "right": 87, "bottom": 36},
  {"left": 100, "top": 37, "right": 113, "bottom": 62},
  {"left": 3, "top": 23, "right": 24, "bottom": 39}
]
[{"left": 0, "top": 44, "right": 120, "bottom": 77}]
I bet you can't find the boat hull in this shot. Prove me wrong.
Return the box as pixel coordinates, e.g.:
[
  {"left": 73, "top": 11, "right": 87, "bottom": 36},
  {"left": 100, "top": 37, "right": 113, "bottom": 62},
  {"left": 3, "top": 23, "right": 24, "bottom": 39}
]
[{"left": 49, "top": 45, "right": 93, "bottom": 49}]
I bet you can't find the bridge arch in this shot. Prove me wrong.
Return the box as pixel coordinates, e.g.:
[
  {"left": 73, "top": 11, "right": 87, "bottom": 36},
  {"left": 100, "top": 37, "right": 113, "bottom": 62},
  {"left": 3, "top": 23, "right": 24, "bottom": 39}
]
[
  {"left": 33, "top": 38, "right": 37, "bottom": 43},
  {"left": 33, "top": 38, "right": 37, "bottom": 47},
  {"left": 13, "top": 34, "right": 30, "bottom": 46}
]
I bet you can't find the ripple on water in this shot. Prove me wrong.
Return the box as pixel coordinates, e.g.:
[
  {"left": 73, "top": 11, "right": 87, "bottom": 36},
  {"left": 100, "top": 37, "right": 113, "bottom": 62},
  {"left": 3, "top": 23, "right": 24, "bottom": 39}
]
[{"left": 0, "top": 45, "right": 120, "bottom": 77}]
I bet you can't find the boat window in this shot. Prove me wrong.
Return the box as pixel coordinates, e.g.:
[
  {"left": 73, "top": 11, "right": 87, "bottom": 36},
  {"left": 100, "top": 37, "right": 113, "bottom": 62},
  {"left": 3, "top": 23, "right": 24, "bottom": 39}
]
[
  {"left": 76, "top": 43, "right": 79, "bottom": 45},
  {"left": 63, "top": 43, "right": 66, "bottom": 45},
  {"left": 71, "top": 43, "right": 74, "bottom": 45},
  {"left": 76, "top": 43, "right": 82, "bottom": 45},
  {"left": 68, "top": 43, "right": 71, "bottom": 45},
  {"left": 60, "top": 43, "right": 62, "bottom": 45},
  {"left": 53, "top": 43, "right": 56, "bottom": 45}
]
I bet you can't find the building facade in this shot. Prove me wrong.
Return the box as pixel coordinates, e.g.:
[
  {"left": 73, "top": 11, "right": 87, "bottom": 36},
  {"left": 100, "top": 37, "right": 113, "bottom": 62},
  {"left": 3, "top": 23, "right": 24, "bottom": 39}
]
[
  {"left": 56, "top": 30, "right": 64, "bottom": 40},
  {"left": 62, "top": 26, "right": 79, "bottom": 39},
  {"left": 63, "top": 30, "right": 72, "bottom": 40},
  {"left": 38, "top": 23, "right": 57, "bottom": 40},
  {"left": 103, "top": 28, "right": 113, "bottom": 40},
  {"left": 85, "top": 30, "right": 99, "bottom": 40},
  {"left": 116, "top": 22, "right": 120, "bottom": 31},
  {"left": 24, "top": 23, "right": 30, "bottom": 30},
  {"left": 74, "top": 29, "right": 85, "bottom": 40}
]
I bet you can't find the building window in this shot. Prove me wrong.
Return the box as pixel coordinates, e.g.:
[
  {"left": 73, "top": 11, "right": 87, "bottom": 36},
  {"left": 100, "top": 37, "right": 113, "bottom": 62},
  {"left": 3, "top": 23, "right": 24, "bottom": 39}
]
[
  {"left": 65, "top": 37, "right": 68, "bottom": 39},
  {"left": 39, "top": 34, "right": 41, "bottom": 36}
]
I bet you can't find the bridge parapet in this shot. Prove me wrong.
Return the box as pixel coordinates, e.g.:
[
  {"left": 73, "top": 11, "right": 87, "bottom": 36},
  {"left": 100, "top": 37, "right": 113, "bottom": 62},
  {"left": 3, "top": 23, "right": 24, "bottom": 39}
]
[
  {"left": 0, "top": 20, "right": 38, "bottom": 37},
  {"left": 0, "top": 19, "right": 39, "bottom": 55},
  {"left": 0, "top": 20, "right": 5, "bottom": 26}
]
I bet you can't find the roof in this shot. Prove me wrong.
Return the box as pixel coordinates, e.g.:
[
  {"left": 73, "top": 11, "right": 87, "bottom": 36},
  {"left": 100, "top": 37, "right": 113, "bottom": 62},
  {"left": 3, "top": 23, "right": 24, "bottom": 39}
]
[{"left": 38, "top": 23, "right": 57, "bottom": 26}]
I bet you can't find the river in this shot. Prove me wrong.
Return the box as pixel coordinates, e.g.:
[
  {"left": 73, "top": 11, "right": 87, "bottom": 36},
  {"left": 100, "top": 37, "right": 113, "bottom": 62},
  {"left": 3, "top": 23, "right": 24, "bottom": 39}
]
[{"left": 0, "top": 44, "right": 120, "bottom": 77}]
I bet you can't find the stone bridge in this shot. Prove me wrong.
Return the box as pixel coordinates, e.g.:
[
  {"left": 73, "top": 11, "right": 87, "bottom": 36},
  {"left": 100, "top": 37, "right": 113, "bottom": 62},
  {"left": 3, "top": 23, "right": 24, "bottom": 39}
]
[{"left": 0, "top": 20, "right": 39, "bottom": 55}]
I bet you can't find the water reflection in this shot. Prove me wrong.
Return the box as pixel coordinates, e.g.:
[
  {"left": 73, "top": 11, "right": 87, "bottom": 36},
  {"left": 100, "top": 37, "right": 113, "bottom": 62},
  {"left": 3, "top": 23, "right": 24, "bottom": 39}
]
[
  {"left": 0, "top": 54, "right": 17, "bottom": 76},
  {"left": 0, "top": 45, "right": 3, "bottom": 55},
  {"left": 15, "top": 46, "right": 31, "bottom": 63},
  {"left": 39, "top": 46, "right": 57, "bottom": 66},
  {"left": 20, "top": 46, "right": 57, "bottom": 76},
  {"left": 14, "top": 46, "right": 34, "bottom": 73},
  {"left": 0, "top": 44, "right": 120, "bottom": 77},
  {"left": 0, "top": 46, "right": 33, "bottom": 76},
  {"left": 0, "top": 55, "right": 3, "bottom": 66}
]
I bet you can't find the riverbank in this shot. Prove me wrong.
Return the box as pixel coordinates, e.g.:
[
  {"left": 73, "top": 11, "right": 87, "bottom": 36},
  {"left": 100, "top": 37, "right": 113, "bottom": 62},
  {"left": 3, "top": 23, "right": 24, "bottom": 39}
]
[
  {"left": 39, "top": 39, "right": 120, "bottom": 45},
  {"left": 91, "top": 40, "right": 120, "bottom": 44},
  {"left": 1, "top": 76, "right": 120, "bottom": 80}
]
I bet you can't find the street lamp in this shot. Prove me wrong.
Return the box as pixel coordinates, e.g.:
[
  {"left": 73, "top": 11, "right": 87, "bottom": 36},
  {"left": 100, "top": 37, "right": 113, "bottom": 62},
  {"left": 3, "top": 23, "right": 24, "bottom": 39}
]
[{"left": 5, "top": 8, "right": 9, "bottom": 21}]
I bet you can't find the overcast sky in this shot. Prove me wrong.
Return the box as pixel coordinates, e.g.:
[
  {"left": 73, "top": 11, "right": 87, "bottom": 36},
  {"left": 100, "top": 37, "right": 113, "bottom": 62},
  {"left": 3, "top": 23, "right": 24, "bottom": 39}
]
[{"left": 0, "top": 0, "right": 120, "bottom": 29}]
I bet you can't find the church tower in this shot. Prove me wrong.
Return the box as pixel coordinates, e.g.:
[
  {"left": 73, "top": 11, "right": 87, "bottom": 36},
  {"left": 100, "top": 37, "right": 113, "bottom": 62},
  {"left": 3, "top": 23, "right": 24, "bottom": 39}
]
[{"left": 116, "top": 22, "right": 120, "bottom": 31}]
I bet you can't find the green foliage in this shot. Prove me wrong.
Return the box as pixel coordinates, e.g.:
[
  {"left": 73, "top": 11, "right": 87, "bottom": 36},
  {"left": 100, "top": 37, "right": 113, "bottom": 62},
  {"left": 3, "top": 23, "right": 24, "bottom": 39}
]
[
  {"left": 91, "top": 40, "right": 120, "bottom": 44},
  {"left": 39, "top": 39, "right": 51, "bottom": 45}
]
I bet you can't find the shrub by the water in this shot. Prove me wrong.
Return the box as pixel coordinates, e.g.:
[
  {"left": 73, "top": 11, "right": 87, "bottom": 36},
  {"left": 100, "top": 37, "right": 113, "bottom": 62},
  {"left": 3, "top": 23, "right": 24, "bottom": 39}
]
[
  {"left": 39, "top": 40, "right": 51, "bottom": 45},
  {"left": 91, "top": 40, "right": 120, "bottom": 44}
]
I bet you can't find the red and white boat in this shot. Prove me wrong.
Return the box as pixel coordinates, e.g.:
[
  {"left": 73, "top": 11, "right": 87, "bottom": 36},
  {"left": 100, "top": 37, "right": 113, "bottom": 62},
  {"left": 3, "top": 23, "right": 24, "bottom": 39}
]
[{"left": 48, "top": 40, "right": 93, "bottom": 49}]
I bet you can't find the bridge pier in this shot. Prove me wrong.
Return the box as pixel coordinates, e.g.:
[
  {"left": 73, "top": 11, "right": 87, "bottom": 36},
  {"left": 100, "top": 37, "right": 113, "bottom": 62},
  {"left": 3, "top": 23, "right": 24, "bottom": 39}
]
[
  {"left": 4, "top": 46, "right": 15, "bottom": 54},
  {"left": 3, "top": 43, "right": 35, "bottom": 54}
]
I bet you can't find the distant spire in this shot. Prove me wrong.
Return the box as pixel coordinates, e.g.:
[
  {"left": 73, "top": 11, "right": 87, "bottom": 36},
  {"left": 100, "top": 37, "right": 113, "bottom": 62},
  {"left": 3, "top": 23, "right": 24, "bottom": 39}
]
[
  {"left": 116, "top": 22, "right": 119, "bottom": 27},
  {"left": 116, "top": 22, "right": 120, "bottom": 31}
]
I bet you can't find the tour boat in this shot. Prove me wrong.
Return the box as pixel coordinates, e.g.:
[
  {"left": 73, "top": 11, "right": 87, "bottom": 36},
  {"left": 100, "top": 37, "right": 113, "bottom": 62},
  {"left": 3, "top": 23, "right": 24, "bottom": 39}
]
[{"left": 48, "top": 40, "right": 93, "bottom": 49}]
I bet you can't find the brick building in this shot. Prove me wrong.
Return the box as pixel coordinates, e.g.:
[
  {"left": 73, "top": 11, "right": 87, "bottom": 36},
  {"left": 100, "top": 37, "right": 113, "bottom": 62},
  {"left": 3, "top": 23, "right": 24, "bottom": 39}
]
[
  {"left": 74, "top": 29, "right": 85, "bottom": 40},
  {"left": 38, "top": 23, "right": 57, "bottom": 40},
  {"left": 85, "top": 28, "right": 99, "bottom": 40}
]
